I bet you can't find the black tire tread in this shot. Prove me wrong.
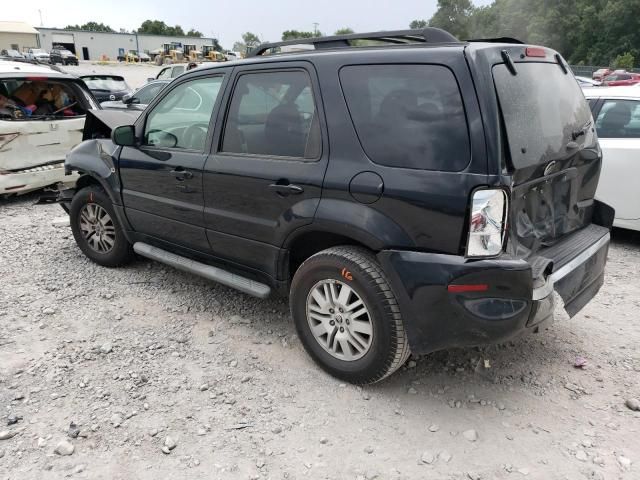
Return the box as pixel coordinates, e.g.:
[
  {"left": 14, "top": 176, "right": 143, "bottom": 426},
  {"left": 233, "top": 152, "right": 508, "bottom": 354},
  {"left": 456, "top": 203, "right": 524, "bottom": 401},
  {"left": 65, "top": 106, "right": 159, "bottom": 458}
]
[{"left": 295, "top": 246, "right": 410, "bottom": 383}]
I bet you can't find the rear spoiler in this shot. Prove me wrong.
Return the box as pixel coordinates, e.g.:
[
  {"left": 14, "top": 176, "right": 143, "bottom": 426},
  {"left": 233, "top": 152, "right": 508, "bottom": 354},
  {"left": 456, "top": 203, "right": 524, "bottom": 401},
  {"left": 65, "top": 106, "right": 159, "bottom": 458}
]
[{"left": 466, "top": 37, "right": 524, "bottom": 44}]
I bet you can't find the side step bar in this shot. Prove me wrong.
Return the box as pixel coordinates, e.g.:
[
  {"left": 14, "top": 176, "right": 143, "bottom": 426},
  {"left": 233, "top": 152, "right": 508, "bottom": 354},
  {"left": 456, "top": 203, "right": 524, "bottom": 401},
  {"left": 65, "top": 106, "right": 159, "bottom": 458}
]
[{"left": 133, "top": 242, "right": 271, "bottom": 299}]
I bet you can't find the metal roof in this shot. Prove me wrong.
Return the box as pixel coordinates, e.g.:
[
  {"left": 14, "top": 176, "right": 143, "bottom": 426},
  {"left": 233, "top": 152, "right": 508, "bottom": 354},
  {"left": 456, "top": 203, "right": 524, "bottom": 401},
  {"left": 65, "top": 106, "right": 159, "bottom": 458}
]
[
  {"left": 583, "top": 86, "right": 640, "bottom": 99},
  {"left": 0, "top": 60, "right": 73, "bottom": 78},
  {"left": 0, "top": 21, "right": 39, "bottom": 35}
]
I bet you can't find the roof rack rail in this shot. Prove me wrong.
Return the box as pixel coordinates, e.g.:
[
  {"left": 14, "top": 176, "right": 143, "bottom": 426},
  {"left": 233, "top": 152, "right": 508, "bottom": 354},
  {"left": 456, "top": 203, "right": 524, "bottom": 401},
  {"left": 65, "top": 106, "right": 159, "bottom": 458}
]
[
  {"left": 248, "top": 28, "right": 460, "bottom": 57},
  {"left": 466, "top": 37, "right": 524, "bottom": 45}
]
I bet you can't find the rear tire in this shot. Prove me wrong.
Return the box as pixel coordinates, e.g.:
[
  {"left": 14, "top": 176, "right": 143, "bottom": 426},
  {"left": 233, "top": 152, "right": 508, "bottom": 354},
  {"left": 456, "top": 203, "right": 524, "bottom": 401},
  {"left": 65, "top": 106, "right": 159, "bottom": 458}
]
[
  {"left": 290, "top": 246, "right": 410, "bottom": 384},
  {"left": 69, "top": 186, "right": 133, "bottom": 267}
]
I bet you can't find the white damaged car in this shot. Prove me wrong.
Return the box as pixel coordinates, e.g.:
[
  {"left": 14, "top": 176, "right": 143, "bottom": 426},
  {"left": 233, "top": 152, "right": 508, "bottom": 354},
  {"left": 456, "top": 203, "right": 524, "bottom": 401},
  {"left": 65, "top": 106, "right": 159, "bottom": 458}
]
[{"left": 0, "top": 61, "right": 99, "bottom": 196}]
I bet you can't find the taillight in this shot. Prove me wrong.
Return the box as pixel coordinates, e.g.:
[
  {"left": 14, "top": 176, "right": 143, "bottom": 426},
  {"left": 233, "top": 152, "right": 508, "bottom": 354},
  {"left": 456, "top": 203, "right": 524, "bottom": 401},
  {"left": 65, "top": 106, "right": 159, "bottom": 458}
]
[
  {"left": 466, "top": 189, "right": 507, "bottom": 258},
  {"left": 525, "top": 47, "right": 546, "bottom": 58}
]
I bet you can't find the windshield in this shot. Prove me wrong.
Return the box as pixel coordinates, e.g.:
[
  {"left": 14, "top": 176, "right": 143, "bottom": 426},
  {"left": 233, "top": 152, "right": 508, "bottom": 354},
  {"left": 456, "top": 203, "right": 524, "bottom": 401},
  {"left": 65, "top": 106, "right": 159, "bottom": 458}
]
[
  {"left": 83, "top": 76, "right": 129, "bottom": 91},
  {"left": 493, "top": 62, "right": 592, "bottom": 169},
  {"left": 61, "top": 50, "right": 73, "bottom": 55},
  {"left": 33, "top": 49, "right": 47, "bottom": 55}
]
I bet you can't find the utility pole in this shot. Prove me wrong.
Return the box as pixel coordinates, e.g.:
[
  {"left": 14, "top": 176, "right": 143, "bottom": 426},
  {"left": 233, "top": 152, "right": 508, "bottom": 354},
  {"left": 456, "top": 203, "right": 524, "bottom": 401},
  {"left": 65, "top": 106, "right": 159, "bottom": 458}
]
[
  {"left": 313, "top": 23, "right": 319, "bottom": 36},
  {"left": 38, "top": 9, "right": 43, "bottom": 27}
]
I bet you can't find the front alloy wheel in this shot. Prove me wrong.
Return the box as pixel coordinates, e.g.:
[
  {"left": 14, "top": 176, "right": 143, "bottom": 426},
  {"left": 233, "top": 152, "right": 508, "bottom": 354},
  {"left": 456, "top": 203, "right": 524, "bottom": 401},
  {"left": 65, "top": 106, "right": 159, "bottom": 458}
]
[{"left": 78, "top": 203, "right": 116, "bottom": 253}]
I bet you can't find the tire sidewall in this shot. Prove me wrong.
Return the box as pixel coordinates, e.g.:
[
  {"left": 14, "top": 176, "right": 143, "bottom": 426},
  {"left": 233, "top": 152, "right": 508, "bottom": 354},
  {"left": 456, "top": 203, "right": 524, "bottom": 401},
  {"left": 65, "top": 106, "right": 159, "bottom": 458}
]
[
  {"left": 291, "top": 254, "right": 396, "bottom": 383},
  {"left": 70, "top": 187, "right": 131, "bottom": 267}
]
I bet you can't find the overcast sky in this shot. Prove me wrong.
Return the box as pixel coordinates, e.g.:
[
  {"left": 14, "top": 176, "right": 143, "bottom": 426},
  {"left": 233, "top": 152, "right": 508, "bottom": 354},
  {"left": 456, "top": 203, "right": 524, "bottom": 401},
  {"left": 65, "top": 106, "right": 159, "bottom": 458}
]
[{"left": 7, "top": 0, "right": 492, "bottom": 47}]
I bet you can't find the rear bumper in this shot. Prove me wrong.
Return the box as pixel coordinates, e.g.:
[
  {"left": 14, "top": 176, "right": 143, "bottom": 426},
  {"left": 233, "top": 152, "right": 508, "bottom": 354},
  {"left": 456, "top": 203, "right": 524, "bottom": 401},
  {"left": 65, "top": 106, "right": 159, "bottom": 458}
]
[
  {"left": 378, "top": 225, "right": 610, "bottom": 355},
  {"left": 0, "top": 165, "right": 77, "bottom": 195}
]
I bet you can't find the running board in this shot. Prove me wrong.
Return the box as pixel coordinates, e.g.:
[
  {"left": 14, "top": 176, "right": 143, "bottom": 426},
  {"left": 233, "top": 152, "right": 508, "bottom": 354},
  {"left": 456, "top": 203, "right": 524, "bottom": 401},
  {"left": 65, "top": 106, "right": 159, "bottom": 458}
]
[{"left": 133, "top": 242, "right": 271, "bottom": 299}]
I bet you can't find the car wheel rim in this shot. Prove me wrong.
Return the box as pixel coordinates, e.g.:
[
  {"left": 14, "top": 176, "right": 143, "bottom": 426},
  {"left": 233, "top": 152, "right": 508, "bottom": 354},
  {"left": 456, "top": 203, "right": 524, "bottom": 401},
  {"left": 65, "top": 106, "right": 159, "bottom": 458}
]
[
  {"left": 306, "top": 279, "right": 373, "bottom": 361},
  {"left": 79, "top": 203, "right": 116, "bottom": 253}
]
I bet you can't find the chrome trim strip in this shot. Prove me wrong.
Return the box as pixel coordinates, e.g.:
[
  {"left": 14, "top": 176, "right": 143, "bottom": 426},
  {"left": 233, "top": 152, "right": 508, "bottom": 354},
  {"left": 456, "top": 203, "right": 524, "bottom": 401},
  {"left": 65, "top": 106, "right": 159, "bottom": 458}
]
[{"left": 532, "top": 232, "right": 610, "bottom": 301}]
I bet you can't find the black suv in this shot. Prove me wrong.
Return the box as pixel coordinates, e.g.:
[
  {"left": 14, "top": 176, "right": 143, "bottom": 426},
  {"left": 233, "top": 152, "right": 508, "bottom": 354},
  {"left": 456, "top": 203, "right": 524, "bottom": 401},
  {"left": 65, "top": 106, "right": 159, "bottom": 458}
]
[
  {"left": 60, "top": 29, "right": 613, "bottom": 384},
  {"left": 50, "top": 48, "right": 79, "bottom": 66}
]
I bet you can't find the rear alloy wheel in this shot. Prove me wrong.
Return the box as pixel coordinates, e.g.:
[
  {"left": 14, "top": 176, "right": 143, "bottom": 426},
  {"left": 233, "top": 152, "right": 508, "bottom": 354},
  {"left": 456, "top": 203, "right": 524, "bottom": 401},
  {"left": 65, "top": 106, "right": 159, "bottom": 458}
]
[
  {"left": 291, "top": 246, "right": 410, "bottom": 384},
  {"left": 306, "top": 279, "right": 373, "bottom": 361}
]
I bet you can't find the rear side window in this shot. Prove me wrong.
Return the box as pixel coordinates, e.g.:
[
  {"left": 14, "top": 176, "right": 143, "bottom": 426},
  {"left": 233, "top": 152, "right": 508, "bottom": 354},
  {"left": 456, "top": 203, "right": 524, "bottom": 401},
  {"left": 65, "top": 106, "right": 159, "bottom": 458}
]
[
  {"left": 339, "top": 65, "right": 470, "bottom": 171},
  {"left": 595, "top": 100, "right": 640, "bottom": 138},
  {"left": 221, "top": 70, "right": 321, "bottom": 159}
]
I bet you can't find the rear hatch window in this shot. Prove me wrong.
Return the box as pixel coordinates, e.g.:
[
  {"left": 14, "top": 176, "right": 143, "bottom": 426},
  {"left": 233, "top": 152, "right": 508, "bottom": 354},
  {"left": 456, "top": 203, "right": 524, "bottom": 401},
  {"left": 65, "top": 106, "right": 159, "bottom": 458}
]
[
  {"left": 340, "top": 64, "right": 470, "bottom": 171},
  {"left": 493, "top": 62, "right": 600, "bottom": 254},
  {"left": 493, "top": 62, "right": 592, "bottom": 170},
  {"left": 82, "top": 76, "right": 129, "bottom": 92}
]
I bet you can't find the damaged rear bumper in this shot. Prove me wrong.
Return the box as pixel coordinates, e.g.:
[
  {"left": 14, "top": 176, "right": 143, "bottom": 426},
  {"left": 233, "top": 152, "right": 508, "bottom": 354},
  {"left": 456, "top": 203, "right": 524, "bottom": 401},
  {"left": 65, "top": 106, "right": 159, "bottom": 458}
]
[
  {"left": 378, "top": 224, "right": 610, "bottom": 355},
  {"left": 0, "top": 161, "right": 77, "bottom": 195}
]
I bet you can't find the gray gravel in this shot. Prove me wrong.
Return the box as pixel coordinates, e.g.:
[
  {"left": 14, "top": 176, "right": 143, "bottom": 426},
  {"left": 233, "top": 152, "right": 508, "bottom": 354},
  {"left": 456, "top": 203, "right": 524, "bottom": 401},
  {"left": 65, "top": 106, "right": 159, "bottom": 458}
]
[{"left": 1, "top": 194, "right": 639, "bottom": 479}]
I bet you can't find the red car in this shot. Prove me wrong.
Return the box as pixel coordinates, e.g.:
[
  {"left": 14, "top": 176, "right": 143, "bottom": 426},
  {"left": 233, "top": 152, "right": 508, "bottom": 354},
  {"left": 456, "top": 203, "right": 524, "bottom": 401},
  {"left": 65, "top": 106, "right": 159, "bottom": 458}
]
[
  {"left": 602, "top": 72, "right": 640, "bottom": 86},
  {"left": 592, "top": 68, "right": 612, "bottom": 81}
]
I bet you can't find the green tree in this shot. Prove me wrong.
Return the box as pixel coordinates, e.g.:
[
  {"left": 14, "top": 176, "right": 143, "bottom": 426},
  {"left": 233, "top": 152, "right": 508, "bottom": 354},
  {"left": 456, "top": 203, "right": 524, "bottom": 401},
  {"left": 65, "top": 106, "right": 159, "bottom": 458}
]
[
  {"left": 409, "top": 19, "right": 428, "bottom": 29},
  {"left": 242, "top": 32, "right": 261, "bottom": 50},
  {"left": 334, "top": 27, "right": 355, "bottom": 35},
  {"left": 282, "top": 30, "right": 323, "bottom": 40},
  {"left": 64, "top": 22, "right": 114, "bottom": 33},
  {"left": 612, "top": 52, "right": 635, "bottom": 70},
  {"left": 137, "top": 20, "right": 190, "bottom": 37},
  {"left": 428, "top": 0, "right": 474, "bottom": 39},
  {"left": 186, "top": 28, "right": 203, "bottom": 38}
]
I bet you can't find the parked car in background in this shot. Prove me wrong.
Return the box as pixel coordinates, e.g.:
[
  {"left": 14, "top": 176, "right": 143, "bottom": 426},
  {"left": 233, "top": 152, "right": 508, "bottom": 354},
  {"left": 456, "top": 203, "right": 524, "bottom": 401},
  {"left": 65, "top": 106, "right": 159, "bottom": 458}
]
[
  {"left": 25, "top": 48, "right": 50, "bottom": 63},
  {"left": 80, "top": 75, "right": 132, "bottom": 103},
  {"left": 1, "top": 49, "right": 25, "bottom": 59},
  {"left": 592, "top": 68, "right": 612, "bottom": 81},
  {"left": 50, "top": 48, "right": 79, "bottom": 66},
  {"left": 0, "top": 61, "right": 99, "bottom": 195},
  {"left": 148, "top": 63, "right": 186, "bottom": 82},
  {"left": 60, "top": 29, "right": 612, "bottom": 384},
  {"left": 576, "top": 76, "right": 601, "bottom": 88},
  {"left": 602, "top": 72, "right": 640, "bottom": 86},
  {"left": 584, "top": 86, "right": 640, "bottom": 231},
  {"left": 138, "top": 52, "right": 151, "bottom": 62},
  {"left": 100, "top": 79, "right": 170, "bottom": 111}
]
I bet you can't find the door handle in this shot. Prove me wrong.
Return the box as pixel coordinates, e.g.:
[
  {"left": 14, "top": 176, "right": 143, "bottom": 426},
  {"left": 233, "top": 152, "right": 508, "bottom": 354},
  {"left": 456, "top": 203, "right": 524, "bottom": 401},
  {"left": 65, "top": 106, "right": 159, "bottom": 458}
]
[
  {"left": 170, "top": 168, "right": 193, "bottom": 180},
  {"left": 268, "top": 183, "right": 304, "bottom": 196}
]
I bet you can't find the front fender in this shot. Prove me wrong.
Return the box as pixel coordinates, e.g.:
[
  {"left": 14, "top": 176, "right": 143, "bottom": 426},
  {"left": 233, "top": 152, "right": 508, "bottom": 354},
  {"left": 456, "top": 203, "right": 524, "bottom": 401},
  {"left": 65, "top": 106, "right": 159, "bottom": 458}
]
[{"left": 65, "top": 139, "right": 122, "bottom": 205}]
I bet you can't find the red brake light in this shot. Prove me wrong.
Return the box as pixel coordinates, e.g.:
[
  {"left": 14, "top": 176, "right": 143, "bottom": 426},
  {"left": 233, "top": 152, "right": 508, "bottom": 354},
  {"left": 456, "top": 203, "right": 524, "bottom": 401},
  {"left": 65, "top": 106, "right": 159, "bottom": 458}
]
[
  {"left": 26, "top": 76, "right": 48, "bottom": 82},
  {"left": 447, "top": 284, "right": 489, "bottom": 293},
  {"left": 525, "top": 47, "right": 546, "bottom": 58}
]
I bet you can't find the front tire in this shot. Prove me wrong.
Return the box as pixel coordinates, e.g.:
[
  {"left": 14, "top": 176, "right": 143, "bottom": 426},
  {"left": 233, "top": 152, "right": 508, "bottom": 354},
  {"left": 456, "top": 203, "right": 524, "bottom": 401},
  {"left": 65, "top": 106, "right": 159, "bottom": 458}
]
[
  {"left": 290, "top": 246, "right": 410, "bottom": 384},
  {"left": 69, "top": 186, "right": 133, "bottom": 267}
]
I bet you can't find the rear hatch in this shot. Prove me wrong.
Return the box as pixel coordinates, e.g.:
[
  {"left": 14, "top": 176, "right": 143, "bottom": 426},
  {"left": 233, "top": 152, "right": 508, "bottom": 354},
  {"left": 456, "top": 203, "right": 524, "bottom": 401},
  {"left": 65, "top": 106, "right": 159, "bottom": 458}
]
[{"left": 492, "top": 55, "right": 603, "bottom": 260}]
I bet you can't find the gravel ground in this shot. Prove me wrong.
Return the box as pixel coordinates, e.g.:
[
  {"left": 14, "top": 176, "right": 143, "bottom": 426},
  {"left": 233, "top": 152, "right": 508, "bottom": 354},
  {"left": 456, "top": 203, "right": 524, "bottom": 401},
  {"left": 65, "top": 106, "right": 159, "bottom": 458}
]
[{"left": 1, "top": 194, "right": 639, "bottom": 480}]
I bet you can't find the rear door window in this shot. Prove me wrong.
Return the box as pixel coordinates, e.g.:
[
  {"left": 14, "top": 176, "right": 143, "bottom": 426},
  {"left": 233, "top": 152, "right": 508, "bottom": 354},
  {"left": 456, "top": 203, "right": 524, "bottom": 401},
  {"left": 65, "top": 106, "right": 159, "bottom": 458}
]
[
  {"left": 221, "top": 70, "right": 321, "bottom": 159},
  {"left": 339, "top": 64, "right": 470, "bottom": 171},
  {"left": 595, "top": 100, "right": 640, "bottom": 138}
]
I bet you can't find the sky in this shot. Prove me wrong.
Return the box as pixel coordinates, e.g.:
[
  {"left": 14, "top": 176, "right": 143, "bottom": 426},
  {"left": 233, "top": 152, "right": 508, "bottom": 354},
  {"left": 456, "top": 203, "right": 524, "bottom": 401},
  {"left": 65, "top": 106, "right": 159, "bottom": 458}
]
[{"left": 7, "top": 0, "right": 492, "bottom": 48}]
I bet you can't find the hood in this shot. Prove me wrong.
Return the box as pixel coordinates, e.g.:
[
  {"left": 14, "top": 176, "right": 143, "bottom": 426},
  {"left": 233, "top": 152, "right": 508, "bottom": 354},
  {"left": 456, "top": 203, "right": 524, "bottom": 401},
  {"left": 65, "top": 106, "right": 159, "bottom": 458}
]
[{"left": 82, "top": 109, "right": 141, "bottom": 141}]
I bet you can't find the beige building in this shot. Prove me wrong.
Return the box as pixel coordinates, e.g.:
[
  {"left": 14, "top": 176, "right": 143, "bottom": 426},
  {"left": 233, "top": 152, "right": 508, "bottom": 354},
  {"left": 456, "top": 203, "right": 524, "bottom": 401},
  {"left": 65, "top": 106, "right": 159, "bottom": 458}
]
[{"left": 0, "top": 21, "right": 39, "bottom": 52}]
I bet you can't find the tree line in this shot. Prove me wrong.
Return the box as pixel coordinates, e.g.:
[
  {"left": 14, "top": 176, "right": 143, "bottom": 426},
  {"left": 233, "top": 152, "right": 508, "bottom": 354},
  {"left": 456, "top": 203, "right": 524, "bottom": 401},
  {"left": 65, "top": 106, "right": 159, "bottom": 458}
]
[
  {"left": 411, "top": 0, "right": 639, "bottom": 68},
  {"left": 64, "top": 20, "right": 204, "bottom": 38}
]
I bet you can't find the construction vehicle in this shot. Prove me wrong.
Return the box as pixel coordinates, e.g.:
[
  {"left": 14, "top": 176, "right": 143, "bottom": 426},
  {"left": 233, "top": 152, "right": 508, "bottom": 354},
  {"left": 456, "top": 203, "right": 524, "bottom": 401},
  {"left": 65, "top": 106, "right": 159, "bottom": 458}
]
[
  {"left": 202, "top": 45, "right": 226, "bottom": 63},
  {"left": 184, "top": 44, "right": 203, "bottom": 62},
  {"left": 152, "top": 43, "right": 184, "bottom": 65}
]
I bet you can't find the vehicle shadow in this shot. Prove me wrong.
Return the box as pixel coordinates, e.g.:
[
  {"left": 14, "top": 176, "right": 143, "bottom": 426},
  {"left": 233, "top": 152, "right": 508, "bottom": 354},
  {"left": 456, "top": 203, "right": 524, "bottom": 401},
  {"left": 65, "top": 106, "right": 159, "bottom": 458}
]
[{"left": 611, "top": 227, "right": 640, "bottom": 247}]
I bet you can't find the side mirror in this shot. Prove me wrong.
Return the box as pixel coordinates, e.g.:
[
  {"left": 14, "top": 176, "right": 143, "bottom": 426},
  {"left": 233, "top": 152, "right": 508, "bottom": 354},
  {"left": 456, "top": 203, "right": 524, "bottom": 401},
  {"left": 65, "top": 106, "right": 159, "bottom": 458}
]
[
  {"left": 147, "top": 77, "right": 154, "bottom": 82},
  {"left": 122, "top": 94, "right": 139, "bottom": 105},
  {"left": 112, "top": 125, "right": 136, "bottom": 147}
]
